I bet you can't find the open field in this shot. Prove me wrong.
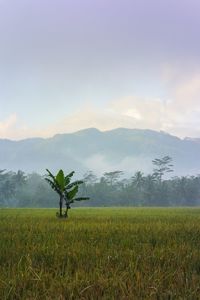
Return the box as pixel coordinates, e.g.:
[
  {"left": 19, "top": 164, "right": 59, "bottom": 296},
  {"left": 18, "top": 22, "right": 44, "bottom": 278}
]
[{"left": 1, "top": 208, "right": 200, "bottom": 299}]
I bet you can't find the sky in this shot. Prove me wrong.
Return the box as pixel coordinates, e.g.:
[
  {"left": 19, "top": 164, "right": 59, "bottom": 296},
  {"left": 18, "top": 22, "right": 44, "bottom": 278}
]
[{"left": 0, "top": 0, "right": 200, "bottom": 140}]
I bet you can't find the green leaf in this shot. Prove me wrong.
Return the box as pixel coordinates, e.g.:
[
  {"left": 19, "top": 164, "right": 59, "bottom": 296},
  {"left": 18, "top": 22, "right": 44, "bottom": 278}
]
[
  {"left": 45, "top": 178, "right": 61, "bottom": 195},
  {"left": 73, "top": 197, "right": 90, "bottom": 202},
  {"left": 66, "top": 185, "right": 79, "bottom": 200},
  {"left": 67, "top": 180, "right": 83, "bottom": 190},
  {"left": 56, "top": 169, "right": 65, "bottom": 192},
  {"left": 65, "top": 171, "right": 75, "bottom": 186},
  {"left": 46, "top": 169, "right": 56, "bottom": 181}
]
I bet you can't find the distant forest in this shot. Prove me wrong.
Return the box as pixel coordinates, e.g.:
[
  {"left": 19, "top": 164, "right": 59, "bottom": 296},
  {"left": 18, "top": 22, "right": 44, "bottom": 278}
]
[{"left": 1, "top": 156, "right": 200, "bottom": 207}]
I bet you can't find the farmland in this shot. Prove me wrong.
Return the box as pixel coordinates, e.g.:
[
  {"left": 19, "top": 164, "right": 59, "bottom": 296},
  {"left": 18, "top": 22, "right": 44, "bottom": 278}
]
[{"left": 1, "top": 208, "right": 200, "bottom": 299}]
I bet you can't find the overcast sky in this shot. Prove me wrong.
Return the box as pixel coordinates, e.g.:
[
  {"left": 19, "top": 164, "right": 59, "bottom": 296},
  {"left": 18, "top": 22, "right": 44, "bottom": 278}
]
[{"left": 0, "top": 0, "right": 200, "bottom": 139}]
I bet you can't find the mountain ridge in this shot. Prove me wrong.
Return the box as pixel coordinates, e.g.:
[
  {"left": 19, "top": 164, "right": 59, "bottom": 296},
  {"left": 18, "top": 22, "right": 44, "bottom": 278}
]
[{"left": 1, "top": 128, "right": 200, "bottom": 176}]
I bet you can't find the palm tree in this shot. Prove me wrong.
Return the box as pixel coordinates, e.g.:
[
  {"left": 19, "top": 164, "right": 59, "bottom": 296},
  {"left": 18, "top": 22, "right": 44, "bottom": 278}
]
[
  {"left": 45, "top": 169, "right": 89, "bottom": 218},
  {"left": 131, "top": 171, "right": 144, "bottom": 192},
  {"left": 143, "top": 174, "right": 157, "bottom": 205},
  {"left": 152, "top": 156, "right": 174, "bottom": 182}
]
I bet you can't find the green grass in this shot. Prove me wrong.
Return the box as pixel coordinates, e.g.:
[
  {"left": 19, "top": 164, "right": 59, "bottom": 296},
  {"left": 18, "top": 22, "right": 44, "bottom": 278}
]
[{"left": 1, "top": 208, "right": 200, "bottom": 299}]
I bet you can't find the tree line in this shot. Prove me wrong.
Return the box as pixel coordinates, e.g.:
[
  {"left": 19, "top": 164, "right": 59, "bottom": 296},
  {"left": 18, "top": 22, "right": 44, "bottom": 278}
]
[{"left": 1, "top": 156, "right": 200, "bottom": 207}]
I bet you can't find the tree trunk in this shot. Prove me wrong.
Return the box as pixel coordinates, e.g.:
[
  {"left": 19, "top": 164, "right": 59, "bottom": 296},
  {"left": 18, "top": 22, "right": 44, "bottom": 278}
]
[
  {"left": 65, "top": 207, "right": 68, "bottom": 218},
  {"left": 59, "top": 196, "right": 63, "bottom": 217}
]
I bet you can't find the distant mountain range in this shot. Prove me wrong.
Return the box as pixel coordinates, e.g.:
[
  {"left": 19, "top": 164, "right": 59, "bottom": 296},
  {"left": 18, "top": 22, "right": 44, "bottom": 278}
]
[{"left": 1, "top": 128, "right": 200, "bottom": 176}]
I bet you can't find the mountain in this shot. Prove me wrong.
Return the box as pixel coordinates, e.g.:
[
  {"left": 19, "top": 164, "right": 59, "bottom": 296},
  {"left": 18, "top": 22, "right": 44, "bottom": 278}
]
[
  {"left": 184, "top": 137, "right": 200, "bottom": 144},
  {"left": 1, "top": 128, "right": 200, "bottom": 176}
]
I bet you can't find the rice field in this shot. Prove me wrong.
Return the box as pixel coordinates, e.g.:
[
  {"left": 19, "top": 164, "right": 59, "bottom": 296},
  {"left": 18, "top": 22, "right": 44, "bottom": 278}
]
[{"left": 1, "top": 208, "right": 200, "bottom": 299}]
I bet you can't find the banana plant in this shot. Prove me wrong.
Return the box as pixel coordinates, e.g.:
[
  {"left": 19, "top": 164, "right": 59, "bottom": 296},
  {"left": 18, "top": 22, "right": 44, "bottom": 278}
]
[{"left": 45, "top": 169, "right": 89, "bottom": 218}]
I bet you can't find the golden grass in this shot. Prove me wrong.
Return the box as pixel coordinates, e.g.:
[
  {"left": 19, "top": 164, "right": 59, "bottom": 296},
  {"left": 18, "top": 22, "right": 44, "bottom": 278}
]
[{"left": 1, "top": 208, "right": 200, "bottom": 299}]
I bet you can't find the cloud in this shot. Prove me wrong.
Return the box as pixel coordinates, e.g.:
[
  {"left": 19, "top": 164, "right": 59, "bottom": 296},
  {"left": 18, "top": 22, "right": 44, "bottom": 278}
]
[
  {"left": 0, "top": 114, "right": 17, "bottom": 138},
  {"left": 2, "top": 70, "right": 200, "bottom": 140},
  {"left": 0, "top": 113, "right": 38, "bottom": 140},
  {"left": 165, "top": 74, "right": 200, "bottom": 136},
  {"left": 108, "top": 72, "right": 200, "bottom": 138},
  {"left": 110, "top": 96, "right": 165, "bottom": 128}
]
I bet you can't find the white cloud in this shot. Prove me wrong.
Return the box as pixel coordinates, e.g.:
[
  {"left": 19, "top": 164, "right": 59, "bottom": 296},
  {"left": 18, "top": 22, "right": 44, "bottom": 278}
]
[
  {"left": 0, "top": 114, "right": 17, "bottom": 138},
  {"left": 2, "top": 71, "right": 200, "bottom": 140},
  {"left": 107, "top": 73, "right": 200, "bottom": 138}
]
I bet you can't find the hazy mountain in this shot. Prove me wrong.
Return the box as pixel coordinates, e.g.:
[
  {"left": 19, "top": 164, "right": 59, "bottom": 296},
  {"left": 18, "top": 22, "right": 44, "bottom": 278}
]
[
  {"left": 184, "top": 137, "right": 200, "bottom": 144},
  {"left": 1, "top": 128, "right": 200, "bottom": 176}
]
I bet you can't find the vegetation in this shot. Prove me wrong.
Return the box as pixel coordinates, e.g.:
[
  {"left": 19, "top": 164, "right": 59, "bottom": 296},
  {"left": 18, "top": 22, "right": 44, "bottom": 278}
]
[
  {"left": 1, "top": 156, "right": 200, "bottom": 208},
  {"left": 0, "top": 170, "right": 26, "bottom": 206},
  {"left": 1, "top": 208, "right": 200, "bottom": 299},
  {"left": 152, "top": 155, "right": 174, "bottom": 182},
  {"left": 1, "top": 158, "right": 200, "bottom": 298},
  {"left": 45, "top": 169, "right": 89, "bottom": 218}
]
